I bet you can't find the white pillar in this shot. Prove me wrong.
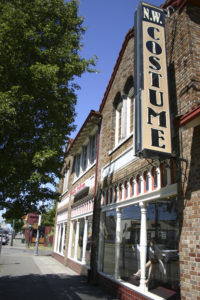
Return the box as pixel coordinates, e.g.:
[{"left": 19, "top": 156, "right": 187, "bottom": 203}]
[
  {"left": 139, "top": 202, "right": 148, "bottom": 292},
  {"left": 114, "top": 208, "right": 122, "bottom": 279},
  {"left": 61, "top": 223, "right": 66, "bottom": 255},
  {"left": 82, "top": 217, "right": 88, "bottom": 263},
  {"left": 74, "top": 220, "right": 80, "bottom": 260},
  {"left": 148, "top": 171, "right": 152, "bottom": 192},
  {"left": 57, "top": 224, "right": 61, "bottom": 253},
  {"left": 68, "top": 221, "right": 73, "bottom": 257}
]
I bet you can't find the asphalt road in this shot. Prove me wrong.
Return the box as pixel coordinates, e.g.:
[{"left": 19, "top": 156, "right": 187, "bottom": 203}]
[{"left": 0, "top": 239, "right": 113, "bottom": 300}]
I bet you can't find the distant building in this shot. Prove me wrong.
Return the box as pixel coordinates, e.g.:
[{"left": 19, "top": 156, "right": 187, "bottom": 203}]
[
  {"left": 23, "top": 213, "right": 53, "bottom": 246},
  {"left": 53, "top": 0, "right": 200, "bottom": 299}
]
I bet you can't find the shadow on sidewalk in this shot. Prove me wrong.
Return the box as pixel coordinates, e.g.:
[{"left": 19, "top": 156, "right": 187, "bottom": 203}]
[{"left": 0, "top": 273, "right": 112, "bottom": 300}]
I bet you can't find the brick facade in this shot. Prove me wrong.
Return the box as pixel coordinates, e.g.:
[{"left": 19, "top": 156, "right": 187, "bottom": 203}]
[{"left": 54, "top": 1, "right": 200, "bottom": 299}]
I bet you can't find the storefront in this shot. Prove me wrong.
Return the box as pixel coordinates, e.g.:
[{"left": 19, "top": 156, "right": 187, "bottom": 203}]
[
  {"left": 54, "top": 210, "right": 68, "bottom": 258},
  {"left": 98, "top": 162, "right": 179, "bottom": 298},
  {"left": 68, "top": 196, "right": 93, "bottom": 267}
]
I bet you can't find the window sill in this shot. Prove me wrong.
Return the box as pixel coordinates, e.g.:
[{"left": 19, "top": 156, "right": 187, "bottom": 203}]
[
  {"left": 60, "top": 189, "right": 69, "bottom": 198},
  {"left": 73, "top": 161, "right": 96, "bottom": 185},
  {"left": 109, "top": 133, "right": 133, "bottom": 155}
]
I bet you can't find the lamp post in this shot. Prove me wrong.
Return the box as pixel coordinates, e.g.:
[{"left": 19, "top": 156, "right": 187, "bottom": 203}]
[
  {"left": 10, "top": 219, "right": 16, "bottom": 246},
  {"left": 34, "top": 214, "right": 42, "bottom": 256}
]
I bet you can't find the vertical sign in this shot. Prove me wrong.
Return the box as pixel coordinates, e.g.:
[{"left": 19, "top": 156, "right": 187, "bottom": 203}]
[{"left": 134, "top": 2, "right": 172, "bottom": 159}]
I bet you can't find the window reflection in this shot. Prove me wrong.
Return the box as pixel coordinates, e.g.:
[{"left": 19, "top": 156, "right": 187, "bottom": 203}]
[
  {"left": 86, "top": 216, "right": 93, "bottom": 265},
  {"left": 103, "top": 210, "right": 116, "bottom": 275},
  {"left": 102, "top": 198, "right": 180, "bottom": 297}
]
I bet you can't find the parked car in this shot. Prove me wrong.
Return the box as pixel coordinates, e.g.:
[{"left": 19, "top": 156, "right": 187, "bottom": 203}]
[{"left": 0, "top": 234, "right": 9, "bottom": 245}]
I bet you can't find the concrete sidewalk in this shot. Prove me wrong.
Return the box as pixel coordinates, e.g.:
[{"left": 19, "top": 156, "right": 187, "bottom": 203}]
[{"left": 0, "top": 238, "right": 113, "bottom": 300}]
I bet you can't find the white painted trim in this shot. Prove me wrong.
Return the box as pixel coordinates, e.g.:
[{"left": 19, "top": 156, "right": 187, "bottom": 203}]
[
  {"left": 110, "top": 133, "right": 133, "bottom": 155},
  {"left": 101, "top": 183, "right": 178, "bottom": 212},
  {"left": 57, "top": 210, "right": 68, "bottom": 223},
  {"left": 103, "top": 146, "right": 138, "bottom": 179},
  {"left": 57, "top": 195, "right": 69, "bottom": 209},
  {"left": 72, "top": 161, "right": 96, "bottom": 185}
]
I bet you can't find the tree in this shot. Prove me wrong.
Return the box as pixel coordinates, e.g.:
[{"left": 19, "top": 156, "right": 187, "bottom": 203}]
[
  {"left": 0, "top": 0, "right": 96, "bottom": 216},
  {"left": 41, "top": 201, "right": 56, "bottom": 227}
]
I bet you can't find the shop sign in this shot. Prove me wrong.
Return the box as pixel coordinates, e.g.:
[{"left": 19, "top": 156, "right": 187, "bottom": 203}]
[
  {"left": 134, "top": 2, "right": 172, "bottom": 159},
  {"left": 71, "top": 182, "right": 86, "bottom": 196}
]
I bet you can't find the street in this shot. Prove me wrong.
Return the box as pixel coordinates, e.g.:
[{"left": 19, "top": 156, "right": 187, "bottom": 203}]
[{"left": 0, "top": 238, "right": 113, "bottom": 300}]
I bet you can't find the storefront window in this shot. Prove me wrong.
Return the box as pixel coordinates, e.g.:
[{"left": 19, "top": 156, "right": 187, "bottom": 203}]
[
  {"left": 103, "top": 210, "right": 116, "bottom": 275},
  {"left": 101, "top": 198, "right": 179, "bottom": 296},
  {"left": 120, "top": 205, "right": 141, "bottom": 282},
  {"left": 146, "top": 199, "right": 179, "bottom": 293},
  {"left": 59, "top": 224, "right": 63, "bottom": 253},
  {"left": 77, "top": 219, "right": 84, "bottom": 261},
  {"left": 63, "top": 223, "right": 67, "bottom": 253}
]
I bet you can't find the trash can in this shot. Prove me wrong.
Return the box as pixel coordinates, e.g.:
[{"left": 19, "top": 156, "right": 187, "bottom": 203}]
[{"left": 21, "top": 238, "right": 25, "bottom": 243}]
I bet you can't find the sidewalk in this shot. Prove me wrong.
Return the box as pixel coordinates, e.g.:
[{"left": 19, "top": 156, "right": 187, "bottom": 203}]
[
  {"left": 7, "top": 238, "right": 81, "bottom": 275},
  {"left": 0, "top": 238, "right": 114, "bottom": 300}
]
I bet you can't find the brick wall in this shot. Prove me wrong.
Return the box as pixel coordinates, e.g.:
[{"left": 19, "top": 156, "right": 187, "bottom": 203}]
[{"left": 96, "top": 3, "right": 200, "bottom": 300}]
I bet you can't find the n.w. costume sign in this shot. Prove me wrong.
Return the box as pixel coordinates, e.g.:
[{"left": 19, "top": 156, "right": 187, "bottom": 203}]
[{"left": 134, "top": 2, "right": 172, "bottom": 159}]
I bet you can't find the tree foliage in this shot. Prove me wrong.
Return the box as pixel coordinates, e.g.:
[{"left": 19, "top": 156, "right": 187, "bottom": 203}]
[
  {"left": 0, "top": 0, "right": 95, "bottom": 216},
  {"left": 41, "top": 201, "right": 56, "bottom": 227}
]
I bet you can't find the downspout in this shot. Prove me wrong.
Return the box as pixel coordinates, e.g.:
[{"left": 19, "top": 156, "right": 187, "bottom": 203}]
[{"left": 89, "top": 118, "right": 102, "bottom": 284}]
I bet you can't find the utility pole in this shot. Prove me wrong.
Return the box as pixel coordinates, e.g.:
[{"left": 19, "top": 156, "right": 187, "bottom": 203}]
[{"left": 34, "top": 214, "right": 42, "bottom": 256}]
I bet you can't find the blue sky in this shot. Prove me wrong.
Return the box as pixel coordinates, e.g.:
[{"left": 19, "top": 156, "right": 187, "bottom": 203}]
[{"left": 71, "top": 0, "right": 164, "bottom": 139}]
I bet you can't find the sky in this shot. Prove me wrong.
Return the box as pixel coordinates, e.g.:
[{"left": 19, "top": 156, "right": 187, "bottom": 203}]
[{"left": 71, "top": 0, "right": 165, "bottom": 139}]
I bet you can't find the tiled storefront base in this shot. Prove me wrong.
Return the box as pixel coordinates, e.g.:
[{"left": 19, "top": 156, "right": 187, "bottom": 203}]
[
  {"left": 66, "top": 258, "right": 88, "bottom": 276},
  {"left": 98, "top": 273, "right": 165, "bottom": 300},
  {"left": 52, "top": 252, "right": 65, "bottom": 264},
  {"left": 52, "top": 252, "right": 165, "bottom": 300}
]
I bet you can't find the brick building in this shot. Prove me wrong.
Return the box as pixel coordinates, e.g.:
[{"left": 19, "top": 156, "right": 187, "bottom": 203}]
[{"left": 53, "top": 0, "right": 200, "bottom": 299}]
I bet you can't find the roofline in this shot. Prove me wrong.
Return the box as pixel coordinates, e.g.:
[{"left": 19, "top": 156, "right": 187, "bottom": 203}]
[
  {"left": 67, "top": 110, "right": 102, "bottom": 154},
  {"left": 99, "top": 28, "right": 134, "bottom": 113},
  {"left": 161, "top": 0, "right": 200, "bottom": 11},
  {"left": 176, "top": 105, "right": 200, "bottom": 127}
]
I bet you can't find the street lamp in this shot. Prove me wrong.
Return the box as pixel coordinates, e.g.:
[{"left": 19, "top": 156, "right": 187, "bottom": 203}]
[{"left": 10, "top": 219, "right": 16, "bottom": 246}]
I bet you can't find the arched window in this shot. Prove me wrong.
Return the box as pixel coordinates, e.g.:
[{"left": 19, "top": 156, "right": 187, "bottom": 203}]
[
  {"left": 119, "top": 183, "right": 122, "bottom": 201},
  {"left": 113, "top": 77, "right": 134, "bottom": 147},
  {"left": 63, "top": 165, "right": 70, "bottom": 193},
  {"left": 124, "top": 76, "right": 134, "bottom": 134},
  {"left": 114, "top": 185, "right": 117, "bottom": 203},
  {"left": 151, "top": 166, "right": 158, "bottom": 190},
  {"left": 143, "top": 171, "right": 149, "bottom": 193},
  {"left": 130, "top": 177, "right": 135, "bottom": 197},
  {"left": 124, "top": 181, "right": 128, "bottom": 199},
  {"left": 136, "top": 174, "right": 141, "bottom": 195}
]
